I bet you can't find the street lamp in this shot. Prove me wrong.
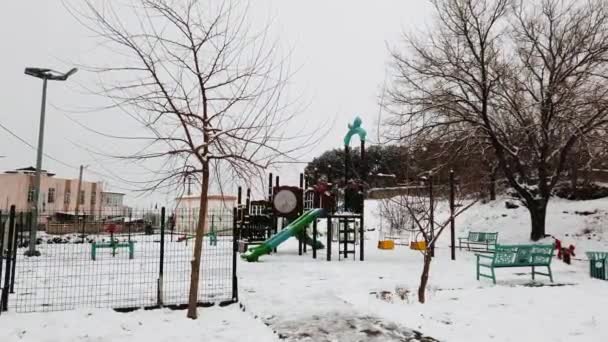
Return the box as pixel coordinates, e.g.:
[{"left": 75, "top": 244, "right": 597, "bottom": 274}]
[{"left": 24, "top": 67, "right": 78, "bottom": 256}]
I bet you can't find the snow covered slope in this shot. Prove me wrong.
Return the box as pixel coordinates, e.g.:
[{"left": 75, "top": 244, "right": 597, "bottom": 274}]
[
  {"left": 455, "top": 197, "right": 608, "bottom": 252},
  {"left": 370, "top": 196, "right": 608, "bottom": 252}
]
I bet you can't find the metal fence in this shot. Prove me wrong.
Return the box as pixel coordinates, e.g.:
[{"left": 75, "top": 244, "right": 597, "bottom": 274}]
[{"left": 0, "top": 206, "right": 237, "bottom": 313}]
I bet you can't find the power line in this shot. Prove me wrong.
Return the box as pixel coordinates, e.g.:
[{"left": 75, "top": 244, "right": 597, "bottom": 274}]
[
  {"left": 0, "top": 120, "right": 133, "bottom": 189},
  {"left": 0, "top": 121, "right": 78, "bottom": 169}
]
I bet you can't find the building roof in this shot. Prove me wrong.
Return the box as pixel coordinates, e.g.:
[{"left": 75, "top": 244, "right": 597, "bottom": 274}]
[
  {"left": 176, "top": 194, "right": 237, "bottom": 201},
  {"left": 5, "top": 166, "right": 55, "bottom": 177}
]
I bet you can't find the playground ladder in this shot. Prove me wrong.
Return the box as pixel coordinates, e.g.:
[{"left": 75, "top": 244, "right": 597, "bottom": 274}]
[{"left": 337, "top": 217, "right": 357, "bottom": 261}]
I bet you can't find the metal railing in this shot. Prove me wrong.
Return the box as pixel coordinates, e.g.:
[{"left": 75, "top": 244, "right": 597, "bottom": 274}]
[{"left": 0, "top": 206, "right": 237, "bottom": 313}]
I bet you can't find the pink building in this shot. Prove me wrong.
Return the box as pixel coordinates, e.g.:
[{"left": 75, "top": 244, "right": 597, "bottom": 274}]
[{"left": 0, "top": 167, "right": 103, "bottom": 217}]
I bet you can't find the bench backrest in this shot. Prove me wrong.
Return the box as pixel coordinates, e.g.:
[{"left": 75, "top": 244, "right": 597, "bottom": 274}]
[
  {"left": 468, "top": 232, "right": 498, "bottom": 243},
  {"left": 586, "top": 251, "right": 608, "bottom": 261},
  {"left": 493, "top": 244, "right": 554, "bottom": 267}
]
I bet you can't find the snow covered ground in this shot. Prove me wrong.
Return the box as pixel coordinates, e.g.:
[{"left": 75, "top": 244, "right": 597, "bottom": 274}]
[
  {"left": 2, "top": 196, "right": 607, "bottom": 341},
  {"left": 0, "top": 305, "right": 278, "bottom": 342},
  {"left": 236, "top": 197, "right": 608, "bottom": 341}
]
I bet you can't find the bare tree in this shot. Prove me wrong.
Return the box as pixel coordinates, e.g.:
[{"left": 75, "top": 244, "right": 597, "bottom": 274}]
[
  {"left": 70, "top": 0, "right": 310, "bottom": 318},
  {"left": 385, "top": 181, "right": 475, "bottom": 303},
  {"left": 386, "top": 0, "right": 608, "bottom": 240},
  {"left": 377, "top": 195, "right": 412, "bottom": 239}
]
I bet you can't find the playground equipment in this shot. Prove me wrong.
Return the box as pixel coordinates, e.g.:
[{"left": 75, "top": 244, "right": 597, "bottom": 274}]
[
  {"left": 409, "top": 231, "right": 427, "bottom": 251},
  {"left": 235, "top": 185, "right": 274, "bottom": 253},
  {"left": 378, "top": 221, "right": 408, "bottom": 250},
  {"left": 239, "top": 116, "right": 368, "bottom": 262},
  {"left": 324, "top": 116, "right": 367, "bottom": 261},
  {"left": 409, "top": 240, "right": 426, "bottom": 251},
  {"left": 177, "top": 227, "right": 232, "bottom": 246},
  {"left": 378, "top": 240, "right": 395, "bottom": 250},
  {"left": 242, "top": 209, "right": 325, "bottom": 262},
  {"left": 90, "top": 224, "right": 134, "bottom": 260},
  {"left": 91, "top": 241, "right": 134, "bottom": 260},
  {"left": 235, "top": 176, "right": 326, "bottom": 255}
]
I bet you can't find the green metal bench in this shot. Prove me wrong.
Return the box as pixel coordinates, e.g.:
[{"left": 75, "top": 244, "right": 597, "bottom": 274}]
[
  {"left": 476, "top": 244, "right": 554, "bottom": 284},
  {"left": 586, "top": 251, "right": 608, "bottom": 280},
  {"left": 91, "top": 240, "right": 134, "bottom": 260},
  {"left": 459, "top": 232, "right": 498, "bottom": 252}
]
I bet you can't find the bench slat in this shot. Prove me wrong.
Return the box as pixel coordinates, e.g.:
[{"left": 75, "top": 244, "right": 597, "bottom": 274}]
[
  {"left": 460, "top": 232, "right": 498, "bottom": 252},
  {"left": 476, "top": 243, "right": 554, "bottom": 284}
]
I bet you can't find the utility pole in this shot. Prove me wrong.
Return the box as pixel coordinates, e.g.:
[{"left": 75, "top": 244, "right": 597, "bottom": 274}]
[{"left": 75, "top": 165, "right": 84, "bottom": 215}]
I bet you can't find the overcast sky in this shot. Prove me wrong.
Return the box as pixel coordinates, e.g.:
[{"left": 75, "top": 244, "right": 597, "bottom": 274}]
[{"left": 0, "top": 0, "right": 432, "bottom": 206}]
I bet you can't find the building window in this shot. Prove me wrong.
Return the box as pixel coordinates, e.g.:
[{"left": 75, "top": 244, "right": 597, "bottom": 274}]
[
  {"left": 91, "top": 192, "right": 96, "bottom": 207},
  {"left": 79, "top": 190, "right": 85, "bottom": 205},
  {"left": 27, "top": 187, "right": 35, "bottom": 202},
  {"left": 64, "top": 191, "right": 71, "bottom": 205},
  {"left": 48, "top": 188, "right": 55, "bottom": 203}
]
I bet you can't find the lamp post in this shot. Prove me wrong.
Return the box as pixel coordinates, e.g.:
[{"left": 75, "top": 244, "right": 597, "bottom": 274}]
[{"left": 24, "top": 67, "right": 78, "bottom": 256}]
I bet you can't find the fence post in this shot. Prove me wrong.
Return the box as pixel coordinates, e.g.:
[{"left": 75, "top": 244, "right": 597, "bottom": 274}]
[
  {"left": 232, "top": 207, "right": 238, "bottom": 302},
  {"left": 10, "top": 216, "right": 18, "bottom": 293},
  {"left": 158, "top": 207, "right": 165, "bottom": 307},
  {"left": 0, "top": 210, "right": 4, "bottom": 298},
  {"left": 2, "top": 206, "right": 16, "bottom": 311},
  {"left": 0, "top": 210, "right": 3, "bottom": 315},
  {"left": 170, "top": 212, "right": 174, "bottom": 242}
]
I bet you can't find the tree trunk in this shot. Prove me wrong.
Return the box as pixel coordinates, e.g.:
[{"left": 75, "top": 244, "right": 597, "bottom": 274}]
[
  {"left": 187, "top": 165, "right": 210, "bottom": 319},
  {"left": 489, "top": 170, "right": 497, "bottom": 201},
  {"left": 583, "top": 166, "right": 592, "bottom": 185},
  {"left": 529, "top": 200, "right": 548, "bottom": 241},
  {"left": 418, "top": 253, "right": 432, "bottom": 304},
  {"left": 570, "top": 162, "right": 578, "bottom": 198}
]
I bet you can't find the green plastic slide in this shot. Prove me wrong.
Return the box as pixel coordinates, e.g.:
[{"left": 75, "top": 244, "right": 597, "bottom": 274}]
[{"left": 241, "top": 208, "right": 325, "bottom": 262}]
